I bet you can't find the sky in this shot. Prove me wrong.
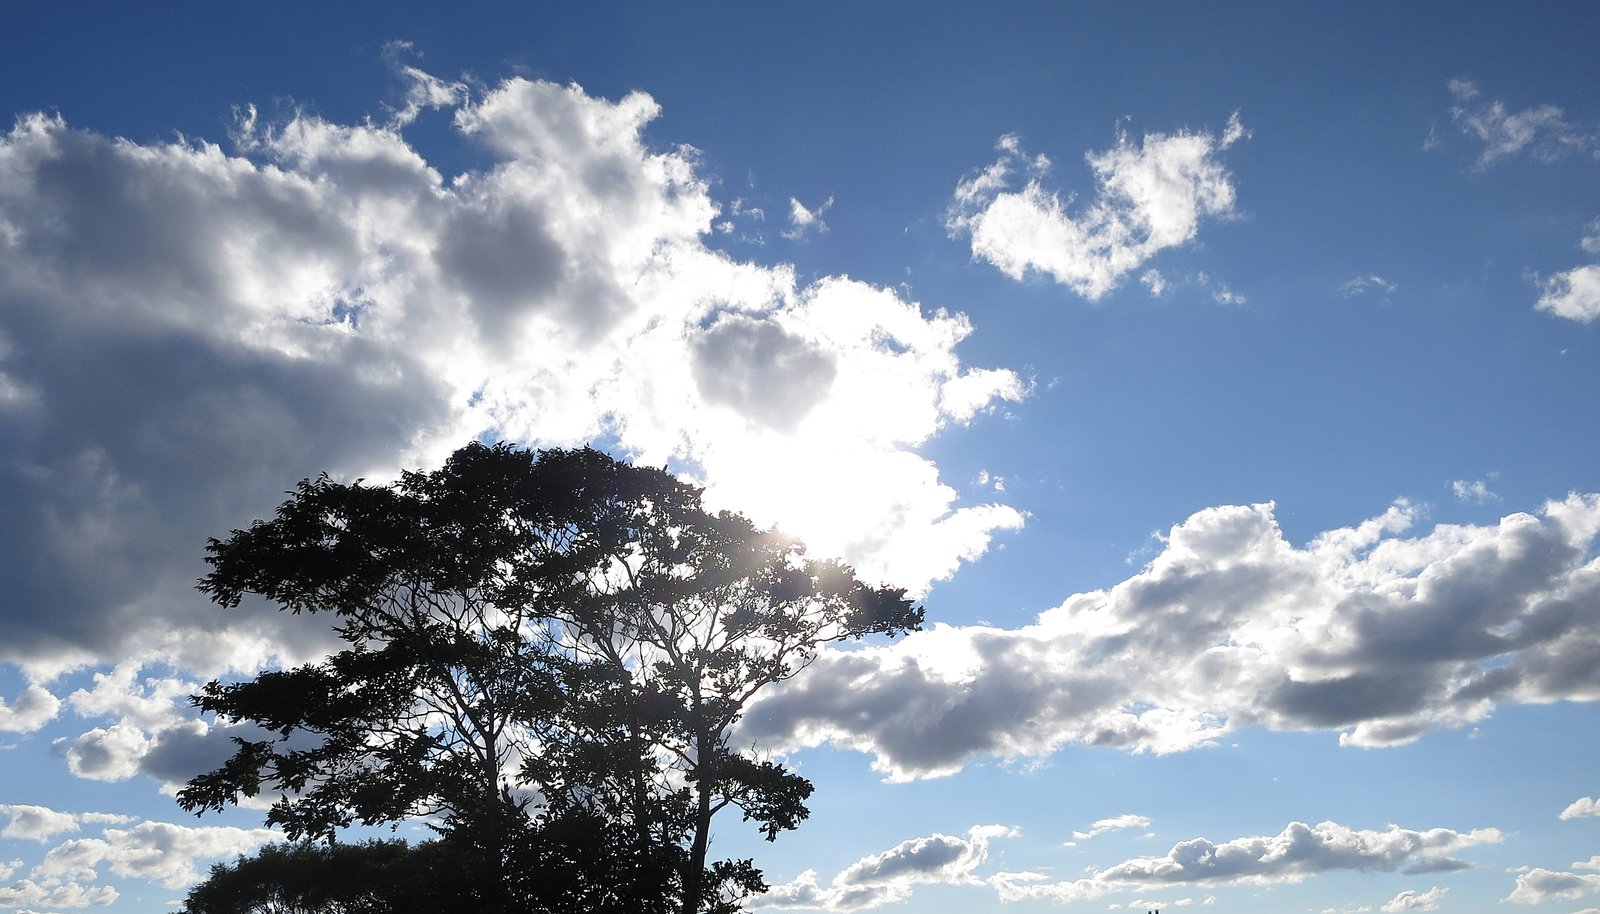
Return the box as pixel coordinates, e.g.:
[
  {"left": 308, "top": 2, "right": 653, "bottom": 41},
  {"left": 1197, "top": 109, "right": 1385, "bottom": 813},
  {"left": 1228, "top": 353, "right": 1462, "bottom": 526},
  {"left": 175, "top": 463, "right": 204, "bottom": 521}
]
[{"left": 1, "top": 3, "right": 1599, "bottom": 912}]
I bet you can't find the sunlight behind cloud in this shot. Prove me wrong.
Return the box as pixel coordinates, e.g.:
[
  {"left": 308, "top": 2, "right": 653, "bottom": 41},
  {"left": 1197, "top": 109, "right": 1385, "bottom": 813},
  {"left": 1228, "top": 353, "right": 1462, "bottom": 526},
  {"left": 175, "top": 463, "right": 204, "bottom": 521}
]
[{"left": 0, "top": 69, "right": 1023, "bottom": 676}]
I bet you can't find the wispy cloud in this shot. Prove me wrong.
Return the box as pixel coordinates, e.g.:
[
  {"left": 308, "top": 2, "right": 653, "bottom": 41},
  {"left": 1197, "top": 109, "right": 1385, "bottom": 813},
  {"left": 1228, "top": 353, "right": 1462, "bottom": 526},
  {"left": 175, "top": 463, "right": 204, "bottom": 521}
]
[
  {"left": 381, "top": 41, "right": 470, "bottom": 127},
  {"left": 1342, "top": 275, "right": 1397, "bottom": 300},
  {"left": 947, "top": 115, "right": 1246, "bottom": 300},
  {"left": 1449, "top": 477, "right": 1499, "bottom": 503},
  {"left": 1447, "top": 79, "right": 1596, "bottom": 168},
  {"left": 1070, "top": 813, "right": 1151, "bottom": 843},
  {"left": 782, "top": 195, "right": 834, "bottom": 240},
  {"left": 1382, "top": 886, "right": 1448, "bottom": 912},
  {"left": 1137, "top": 268, "right": 1243, "bottom": 303}
]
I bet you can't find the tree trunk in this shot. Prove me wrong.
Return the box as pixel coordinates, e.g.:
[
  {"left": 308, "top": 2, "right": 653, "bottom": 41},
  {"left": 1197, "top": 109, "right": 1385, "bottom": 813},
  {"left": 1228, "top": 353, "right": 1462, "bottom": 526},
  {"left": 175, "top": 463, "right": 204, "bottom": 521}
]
[{"left": 680, "top": 733, "right": 716, "bottom": 914}]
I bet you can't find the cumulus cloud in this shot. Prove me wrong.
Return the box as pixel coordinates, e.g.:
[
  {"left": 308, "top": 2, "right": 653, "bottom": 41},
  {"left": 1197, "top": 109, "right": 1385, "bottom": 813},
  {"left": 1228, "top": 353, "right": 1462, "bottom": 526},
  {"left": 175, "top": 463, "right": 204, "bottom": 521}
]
[
  {"left": 1448, "top": 79, "right": 1595, "bottom": 168},
  {"left": 1382, "top": 886, "right": 1447, "bottom": 912},
  {"left": 742, "top": 494, "right": 1600, "bottom": 779},
  {"left": 66, "top": 662, "right": 198, "bottom": 733},
  {"left": 0, "top": 69, "right": 1024, "bottom": 677},
  {"left": 1561, "top": 796, "right": 1600, "bottom": 820},
  {"left": 0, "top": 684, "right": 60, "bottom": 732},
  {"left": 21, "top": 660, "right": 258, "bottom": 791},
  {"left": 36, "top": 820, "right": 279, "bottom": 890},
  {"left": 1506, "top": 866, "right": 1600, "bottom": 904},
  {"left": 993, "top": 821, "right": 1498, "bottom": 905},
  {"left": 1536, "top": 220, "right": 1600, "bottom": 323},
  {"left": 1, "top": 805, "right": 80, "bottom": 842},
  {"left": 59, "top": 722, "right": 152, "bottom": 781},
  {"left": 0, "top": 878, "right": 118, "bottom": 909},
  {"left": 757, "top": 824, "right": 1015, "bottom": 911},
  {"left": 947, "top": 114, "right": 1245, "bottom": 300},
  {"left": 1537, "top": 264, "right": 1600, "bottom": 323}
]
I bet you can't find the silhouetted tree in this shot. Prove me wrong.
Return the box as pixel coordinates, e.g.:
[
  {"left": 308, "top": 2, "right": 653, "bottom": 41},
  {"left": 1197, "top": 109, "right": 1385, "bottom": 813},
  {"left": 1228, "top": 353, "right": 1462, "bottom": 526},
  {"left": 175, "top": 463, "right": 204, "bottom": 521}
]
[
  {"left": 179, "top": 443, "right": 920, "bottom": 914},
  {"left": 181, "top": 839, "right": 458, "bottom": 914}
]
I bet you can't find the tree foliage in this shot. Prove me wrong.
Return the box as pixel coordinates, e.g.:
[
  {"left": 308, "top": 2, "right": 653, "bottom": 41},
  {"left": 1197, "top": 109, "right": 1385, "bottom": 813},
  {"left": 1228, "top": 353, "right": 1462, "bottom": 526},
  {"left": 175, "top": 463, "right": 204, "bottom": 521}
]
[
  {"left": 178, "top": 443, "right": 921, "bottom": 914},
  {"left": 182, "top": 840, "right": 454, "bottom": 914}
]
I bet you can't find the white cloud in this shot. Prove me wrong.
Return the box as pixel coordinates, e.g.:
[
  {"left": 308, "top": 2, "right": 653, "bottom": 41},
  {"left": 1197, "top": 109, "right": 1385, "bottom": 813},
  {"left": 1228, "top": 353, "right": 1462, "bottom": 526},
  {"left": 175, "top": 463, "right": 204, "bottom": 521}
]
[
  {"left": 782, "top": 195, "right": 834, "bottom": 240},
  {"left": 1208, "top": 280, "right": 1245, "bottom": 306},
  {"left": 947, "top": 114, "right": 1245, "bottom": 300},
  {"left": 1071, "top": 813, "right": 1151, "bottom": 842},
  {"left": 1536, "top": 264, "right": 1600, "bottom": 323},
  {"left": 1578, "top": 856, "right": 1600, "bottom": 871},
  {"left": 381, "top": 41, "right": 469, "bottom": 127},
  {"left": 1382, "top": 886, "right": 1448, "bottom": 912},
  {"left": 1, "top": 805, "right": 80, "bottom": 842},
  {"left": 1506, "top": 866, "right": 1600, "bottom": 904},
  {"left": 1450, "top": 478, "right": 1498, "bottom": 503},
  {"left": 1342, "top": 275, "right": 1397, "bottom": 299},
  {"left": 0, "top": 684, "right": 60, "bottom": 732},
  {"left": 1447, "top": 79, "right": 1595, "bottom": 168},
  {"left": 1135, "top": 269, "right": 1242, "bottom": 304},
  {"left": 994, "top": 821, "right": 1497, "bottom": 905},
  {"left": 59, "top": 722, "right": 151, "bottom": 782},
  {"left": 975, "top": 470, "right": 1005, "bottom": 493},
  {"left": 757, "top": 824, "right": 1015, "bottom": 911},
  {"left": 0, "top": 806, "right": 137, "bottom": 846},
  {"left": 0, "top": 70, "right": 1024, "bottom": 676},
  {"left": 36, "top": 820, "right": 279, "bottom": 890},
  {"left": 1536, "top": 221, "right": 1600, "bottom": 323},
  {"left": 1583, "top": 219, "right": 1600, "bottom": 255},
  {"left": 0, "top": 878, "right": 118, "bottom": 909},
  {"left": 66, "top": 662, "right": 198, "bottom": 733},
  {"left": 1561, "top": 796, "right": 1600, "bottom": 820},
  {"left": 741, "top": 494, "right": 1600, "bottom": 779}
]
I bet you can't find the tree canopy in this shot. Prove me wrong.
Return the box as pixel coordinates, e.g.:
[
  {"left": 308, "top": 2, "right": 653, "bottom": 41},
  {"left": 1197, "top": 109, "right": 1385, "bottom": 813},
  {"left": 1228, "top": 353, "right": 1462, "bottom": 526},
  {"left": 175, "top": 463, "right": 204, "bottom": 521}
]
[
  {"left": 182, "top": 840, "right": 455, "bottom": 914},
  {"left": 178, "top": 442, "right": 921, "bottom": 914}
]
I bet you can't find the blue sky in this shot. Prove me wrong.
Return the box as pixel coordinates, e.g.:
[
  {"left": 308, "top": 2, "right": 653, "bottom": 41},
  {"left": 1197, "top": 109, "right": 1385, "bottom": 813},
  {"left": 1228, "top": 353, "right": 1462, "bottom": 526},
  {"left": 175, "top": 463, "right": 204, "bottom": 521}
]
[{"left": 2, "top": 3, "right": 1599, "bottom": 912}]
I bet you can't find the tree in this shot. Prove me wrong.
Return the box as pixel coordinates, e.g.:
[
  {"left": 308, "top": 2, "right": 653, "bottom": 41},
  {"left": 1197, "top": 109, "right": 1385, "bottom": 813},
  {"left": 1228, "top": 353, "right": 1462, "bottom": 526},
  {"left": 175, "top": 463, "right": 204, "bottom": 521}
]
[
  {"left": 181, "top": 840, "right": 455, "bottom": 914},
  {"left": 179, "top": 443, "right": 921, "bottom": 914}
]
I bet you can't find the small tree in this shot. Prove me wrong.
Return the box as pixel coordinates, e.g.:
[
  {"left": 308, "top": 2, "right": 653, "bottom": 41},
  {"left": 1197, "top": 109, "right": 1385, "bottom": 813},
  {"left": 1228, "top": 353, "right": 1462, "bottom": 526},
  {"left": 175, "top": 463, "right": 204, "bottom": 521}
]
[{"left": 179, "top": 443, "right": 920, "bottom": 914}]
